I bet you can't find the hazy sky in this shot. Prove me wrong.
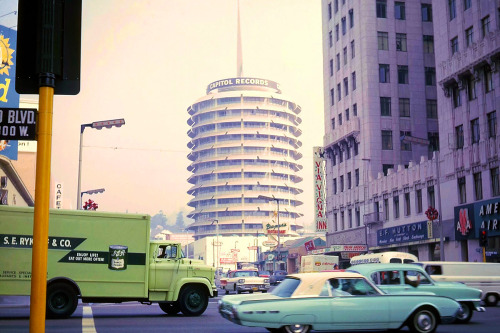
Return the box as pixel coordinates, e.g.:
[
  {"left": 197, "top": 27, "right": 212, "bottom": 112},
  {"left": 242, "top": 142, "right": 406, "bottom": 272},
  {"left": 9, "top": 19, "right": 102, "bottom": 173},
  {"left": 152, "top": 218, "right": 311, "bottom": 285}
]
[{"left": 3, "top": 0, "right": 324, "bottom": 228}]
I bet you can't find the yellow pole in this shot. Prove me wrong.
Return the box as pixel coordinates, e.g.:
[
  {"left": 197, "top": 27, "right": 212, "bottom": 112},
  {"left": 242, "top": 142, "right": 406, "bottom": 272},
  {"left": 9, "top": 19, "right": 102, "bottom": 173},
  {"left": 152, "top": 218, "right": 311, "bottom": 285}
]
[
  {"left": 483, "top": 247, "right": 486, "bottom": 263},
  {"left": 29, "top": 86, "right": 54, "bottom": 333}
]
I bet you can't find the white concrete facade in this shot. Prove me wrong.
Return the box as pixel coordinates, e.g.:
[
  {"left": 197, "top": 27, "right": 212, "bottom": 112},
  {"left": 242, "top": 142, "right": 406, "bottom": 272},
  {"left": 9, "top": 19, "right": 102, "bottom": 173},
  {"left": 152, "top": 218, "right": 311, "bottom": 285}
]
[{"left": 321, "top": 0, "right": 439, "bottom": 263}]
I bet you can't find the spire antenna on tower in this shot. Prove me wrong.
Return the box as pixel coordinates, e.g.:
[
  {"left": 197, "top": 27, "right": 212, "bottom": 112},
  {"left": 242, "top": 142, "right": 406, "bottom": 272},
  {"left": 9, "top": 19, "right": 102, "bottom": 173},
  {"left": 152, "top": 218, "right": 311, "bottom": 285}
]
[{"left": 237, "top": 0, "right": 243, "bottom": 77}]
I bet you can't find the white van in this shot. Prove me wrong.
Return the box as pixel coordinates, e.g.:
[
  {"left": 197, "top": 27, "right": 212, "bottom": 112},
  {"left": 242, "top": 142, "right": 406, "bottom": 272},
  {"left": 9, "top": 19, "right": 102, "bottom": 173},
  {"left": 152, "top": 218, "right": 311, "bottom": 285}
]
[
  {"left": 350, "top": 252, "right": 418, "bottom": 266},
  {"left": 417, "top": 261, "right": 500, "bottom": 306}
]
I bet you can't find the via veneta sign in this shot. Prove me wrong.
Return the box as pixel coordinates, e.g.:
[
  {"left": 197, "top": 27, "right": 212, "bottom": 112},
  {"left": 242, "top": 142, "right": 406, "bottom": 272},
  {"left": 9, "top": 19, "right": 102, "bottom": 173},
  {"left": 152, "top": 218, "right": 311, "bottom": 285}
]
[{"left": 0, "top": 108, "right": 37, "bottom": 140}]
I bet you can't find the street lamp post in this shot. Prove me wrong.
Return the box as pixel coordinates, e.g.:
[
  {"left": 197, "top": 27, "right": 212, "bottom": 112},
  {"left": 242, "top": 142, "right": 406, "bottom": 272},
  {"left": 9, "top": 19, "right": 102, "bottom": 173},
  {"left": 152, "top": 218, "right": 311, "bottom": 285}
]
[
  {"left": 234, "top": 240, "right": 239, "bottom": 270},
  {"left": 211, "top": 219, "right": 219, "bottom": 273},
  {"left": 258, "top": 195, "right": 280, "bottom": 271},
  {"left": 77, "top": 118, "right": 125, "bottom": 210},
  {"left": 80, "top": 188, "right": 105, "bottom": 205}
]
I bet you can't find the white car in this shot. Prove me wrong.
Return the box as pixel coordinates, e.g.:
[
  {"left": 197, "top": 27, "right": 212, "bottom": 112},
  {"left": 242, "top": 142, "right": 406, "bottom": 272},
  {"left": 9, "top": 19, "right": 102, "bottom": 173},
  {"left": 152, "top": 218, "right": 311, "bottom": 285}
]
[{"left": 220, "top": 269, "right": 270, "bottom": 294}]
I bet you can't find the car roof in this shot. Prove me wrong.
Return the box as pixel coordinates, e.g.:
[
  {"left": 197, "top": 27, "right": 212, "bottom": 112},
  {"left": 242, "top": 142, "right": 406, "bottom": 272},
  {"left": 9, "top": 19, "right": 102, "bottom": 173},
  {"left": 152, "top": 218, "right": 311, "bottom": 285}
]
[
  {"left": 348, "top": 263, "right": 422, "bottom": 274},
  {"left": 285, "top": 271, "right": 367, "bottom": 296}
]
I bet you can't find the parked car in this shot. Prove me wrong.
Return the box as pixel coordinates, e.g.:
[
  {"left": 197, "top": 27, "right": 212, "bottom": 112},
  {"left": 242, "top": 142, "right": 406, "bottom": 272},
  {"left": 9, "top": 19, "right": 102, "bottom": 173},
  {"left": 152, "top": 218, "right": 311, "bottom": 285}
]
[
  {"left": 348, "top": 263, "right": 485, "bottom": 323},
  {"left": 259, "top": 270, "right": 271, "bottom": 278},
  {"left": 218, "top": 271, "right": 461, "bottom": 333},
  {"left": 270, "top": 270, "right": 287, "bottom": 285},
  {"left": 220, "top": 269, "right": 270, "bottom": 294}
]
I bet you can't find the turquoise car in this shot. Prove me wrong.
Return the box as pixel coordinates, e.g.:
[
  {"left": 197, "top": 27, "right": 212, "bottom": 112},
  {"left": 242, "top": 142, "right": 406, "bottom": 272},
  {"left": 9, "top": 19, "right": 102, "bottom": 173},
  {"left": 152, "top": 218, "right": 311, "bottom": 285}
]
[
  {"left": 218, "top": 271, "right": 461, "bottom": 333},
  {"left": 348, "top": 263, "right": 485, "bottom": 324}
]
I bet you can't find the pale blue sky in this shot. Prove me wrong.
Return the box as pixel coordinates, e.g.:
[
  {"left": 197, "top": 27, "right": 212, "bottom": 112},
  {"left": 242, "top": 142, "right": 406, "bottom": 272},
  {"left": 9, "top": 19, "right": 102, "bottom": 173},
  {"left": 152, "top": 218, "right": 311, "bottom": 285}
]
[{"left": 2, "top": 0, "right": 324, "bottom": 229}]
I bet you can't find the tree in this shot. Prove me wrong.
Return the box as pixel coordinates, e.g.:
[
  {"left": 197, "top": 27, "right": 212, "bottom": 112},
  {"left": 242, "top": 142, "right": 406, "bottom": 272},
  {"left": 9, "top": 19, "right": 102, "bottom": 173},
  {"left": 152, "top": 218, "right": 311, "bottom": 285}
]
[
  {"left": 175, "top": 212, "right": 185, "bottom": 231},
  {"left": 150, "top": 210, "right": 168, "bottom": 236}
]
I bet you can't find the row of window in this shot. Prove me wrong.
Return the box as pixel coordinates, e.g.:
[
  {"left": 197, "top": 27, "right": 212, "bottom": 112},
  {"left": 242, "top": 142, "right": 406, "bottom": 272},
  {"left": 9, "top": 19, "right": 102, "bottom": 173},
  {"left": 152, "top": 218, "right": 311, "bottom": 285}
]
[
  {"left": 333, "top": 207, "right": 362, "bottom": 231},
  {"left": 195, "top": 185, "right": 300, "bottom": 196},
  {"left": 196, "top": 146, "right": 298, "bottom": 160},
  {"left": 332, "top": 169, "right": 360, "bottom": 194},
  {"left": 381, "top": 130, "right": 439, "bottom": 152},
  {"left": 192, "top": 96, "right": 296, "bottom": 113},
  {"left": 194, "top": 159, "right": 297, "bottom": 172},
  {"left": 331, "top": 103, "right": 358, "bottom": 128},
  {"left": 458, "top": 167, "right": 500, "bottom": 204},
  {"left": 196, "top": 197, "right": 298, "bottom": 207},
  {"left": 451, "top": 67, "right": 495, "bottom": 109},
  {"left": 454, "top": 111, "right": 497, "bottom": 149},
  {"left": 450, "top": 15, "right": 491, "bottom": 55},
  {"left": 374, "top": 187, "right": 432, "bottom": 222},
  {"left": 194, "top": 109, "right": 297, "bottom": 124},
  {"left": 194, "top": 121, "right": 299, "bottom": 135},
  {"left": 328, "top": 0, "right": 348, "bottom": 19},
  {"left": 331, "top": 140, "right": 359, "bottom": 166},
  {"left": 194, "top": 134, "right": 298, "bottom": 149},
  {"left": 449, "top": 0, "right": 472, "bottom": 21},
  {"left": 376, "top": 0, "right": 433, "bottom": 22},
  {"left": 379, "top": 98, "right": 438, "bottom": 119},
  {"left": 332, "top": 9, "right": 355, "bottom": 43},
  {"left": 378, "top": 64, "right": 435, "bottom": 85},
  {"left": 329, "top": 72, "right": 357, "bottom": 104},
  {"left": 378, "top": 33, "right": 434, "bottom": 54},
  {"left": 328, "top": 40, "right": 355, "bottom": 71}
]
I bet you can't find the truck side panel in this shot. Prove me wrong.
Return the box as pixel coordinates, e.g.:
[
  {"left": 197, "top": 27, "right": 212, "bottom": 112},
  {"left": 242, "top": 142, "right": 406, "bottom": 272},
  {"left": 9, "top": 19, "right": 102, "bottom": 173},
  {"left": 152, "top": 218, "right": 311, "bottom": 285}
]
[{"left": 0, "top": 206, "right": 150, "bottom": 299}]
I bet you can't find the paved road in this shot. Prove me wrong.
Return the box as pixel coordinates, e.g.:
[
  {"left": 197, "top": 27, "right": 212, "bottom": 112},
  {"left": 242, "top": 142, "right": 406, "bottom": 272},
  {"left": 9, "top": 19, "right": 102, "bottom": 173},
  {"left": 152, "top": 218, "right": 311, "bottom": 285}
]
[{"left": 1, "top": 296, "right": 499, "bottom": 333}]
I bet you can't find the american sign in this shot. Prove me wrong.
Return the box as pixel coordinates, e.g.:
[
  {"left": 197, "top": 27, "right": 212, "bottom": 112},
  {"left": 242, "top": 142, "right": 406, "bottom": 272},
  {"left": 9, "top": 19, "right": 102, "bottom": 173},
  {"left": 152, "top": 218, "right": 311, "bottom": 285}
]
[
  {"left": 314, "top": 147, "right": 327, "bottom": 232},
  {"left": 310, "top": 244, "right": 368, "bottom": 254}
]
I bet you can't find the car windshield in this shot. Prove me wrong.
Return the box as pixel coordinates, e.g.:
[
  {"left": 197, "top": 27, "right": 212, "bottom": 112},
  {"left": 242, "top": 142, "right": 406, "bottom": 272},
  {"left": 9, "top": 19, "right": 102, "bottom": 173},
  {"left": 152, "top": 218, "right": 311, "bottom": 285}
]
[
  {"left": 234, "top": 271, "right": 258, "bottom": 277},
  {"left": 271, "top": 277, "right": 301, "bottom": 298},
  {"left": 259, "top": 271, "right": 270, "bottom": 276}
]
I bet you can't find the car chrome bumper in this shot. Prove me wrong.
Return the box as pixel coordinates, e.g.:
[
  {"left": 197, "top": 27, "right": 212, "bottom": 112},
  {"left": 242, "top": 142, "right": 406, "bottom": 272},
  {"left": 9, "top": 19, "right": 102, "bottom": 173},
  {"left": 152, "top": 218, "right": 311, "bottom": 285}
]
[
  {"left": 236, "top": 284, "right": 270, "bottom": 292},
  {"left": 475, "top": 306, "right": 486, "bottom": 312}
]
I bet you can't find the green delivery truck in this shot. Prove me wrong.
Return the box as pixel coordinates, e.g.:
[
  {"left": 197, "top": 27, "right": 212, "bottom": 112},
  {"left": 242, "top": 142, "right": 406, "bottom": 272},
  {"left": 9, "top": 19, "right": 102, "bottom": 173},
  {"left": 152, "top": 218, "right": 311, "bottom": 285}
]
[{"left": 0, "top": 206, "right": 217, "bottom": 318}]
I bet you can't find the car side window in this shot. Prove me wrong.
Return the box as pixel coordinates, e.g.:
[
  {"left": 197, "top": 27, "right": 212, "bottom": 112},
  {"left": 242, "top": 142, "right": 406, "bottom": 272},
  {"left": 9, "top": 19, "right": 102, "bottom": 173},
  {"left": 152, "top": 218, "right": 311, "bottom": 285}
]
[
  {"left": 379, "top": 270, "right": 400, "bottom": 285},
  {"left": 370, "top": 272, "right": 380, "bottom": 284},
  {"left": 425, "top": 265, "right": 442, "bottom": 275},
  {"left": 320, "top": 281, "right": 332, "bottom": 297},
  {"left": 404, "top": 270, "right": 430, "bottom": 285},
  {"left": 157, "top": 245, "right": 173, "bottom": 258}
]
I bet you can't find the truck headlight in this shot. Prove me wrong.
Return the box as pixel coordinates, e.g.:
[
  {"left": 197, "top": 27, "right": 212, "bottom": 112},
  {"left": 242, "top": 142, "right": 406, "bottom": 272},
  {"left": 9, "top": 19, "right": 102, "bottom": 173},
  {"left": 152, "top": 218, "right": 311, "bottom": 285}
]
[{"left": 238, "top": 279, "right": 245, "bottom": 283}]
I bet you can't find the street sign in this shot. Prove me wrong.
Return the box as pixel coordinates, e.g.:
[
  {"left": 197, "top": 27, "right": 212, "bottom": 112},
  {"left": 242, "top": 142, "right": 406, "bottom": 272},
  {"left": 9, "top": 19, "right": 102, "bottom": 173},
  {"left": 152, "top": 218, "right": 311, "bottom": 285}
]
[
  {"left": 231, "top": 249, "right": 240, "bottom": 252},
  {"left": 248, "top": 246, "right": 258, "bottom": 250},
  {"left": 0, "top": 108, "right": 37, "bottom": 140},
  {"left": 262, "top": 240, "right": 278, "bottom": 247}
]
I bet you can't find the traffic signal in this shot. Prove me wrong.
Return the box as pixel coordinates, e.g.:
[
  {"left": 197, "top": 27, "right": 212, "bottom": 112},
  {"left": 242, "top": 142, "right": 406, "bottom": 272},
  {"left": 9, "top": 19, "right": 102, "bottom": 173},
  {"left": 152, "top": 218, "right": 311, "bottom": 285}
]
[{"left": 479, "top": 230, "right": 488, "bottom": 247}]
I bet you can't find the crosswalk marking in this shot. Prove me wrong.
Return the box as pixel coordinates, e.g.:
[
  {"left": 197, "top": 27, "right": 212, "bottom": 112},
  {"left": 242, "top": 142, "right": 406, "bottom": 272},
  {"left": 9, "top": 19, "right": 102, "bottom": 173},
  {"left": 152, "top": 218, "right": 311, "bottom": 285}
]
[{"left": 82, "top": 306, "right": 97, "bottom": 333}]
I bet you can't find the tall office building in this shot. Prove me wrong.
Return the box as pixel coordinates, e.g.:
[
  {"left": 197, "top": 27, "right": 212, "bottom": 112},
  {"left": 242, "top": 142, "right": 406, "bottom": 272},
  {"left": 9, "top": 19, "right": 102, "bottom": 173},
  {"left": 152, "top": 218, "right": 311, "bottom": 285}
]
[
  {"left": 321, "top": 0, "right": 438, "bottom": 262},
  {"left": 433, "top": 0, "right": 500, "bottom": 261},
  {"left": 185, "top": 78, "right": 304, "bottom": 242}
]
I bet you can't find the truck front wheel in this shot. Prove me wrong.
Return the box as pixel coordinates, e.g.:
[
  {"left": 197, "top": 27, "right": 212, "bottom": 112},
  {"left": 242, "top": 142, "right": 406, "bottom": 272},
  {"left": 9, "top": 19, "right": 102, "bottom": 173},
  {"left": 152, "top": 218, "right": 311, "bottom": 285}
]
[
  {"left": 178, "top": 285, "right": 208, "bottom": 316},
  {"left": 159, "top": 302, "right": 181, "bottom": 315},
  {"left": 46, "top": 283, "right": 78, "bottom": 319}
]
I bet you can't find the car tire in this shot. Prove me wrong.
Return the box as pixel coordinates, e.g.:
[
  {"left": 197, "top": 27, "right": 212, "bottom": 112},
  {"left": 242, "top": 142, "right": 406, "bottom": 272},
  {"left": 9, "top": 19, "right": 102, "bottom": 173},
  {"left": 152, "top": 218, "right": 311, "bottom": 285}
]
[
  {"left": 178, "top": 285, "right": 209, "bottom": 316},
  {"left": 159, "top": 302, "right": 181, "bottom": 315},
  {"left": 266, "top": 328, "right": 279, "bottom": 333},
  {"left": 280, "top": 324, "right": 311, "bottom": 333},
  {"left": 46, "top": 282, "right": 78, "bottom": 319},
  {"left": 225, "top": 289, "right": 229, "bottom": 295},
  {"left": 456, "top": 302, "right": 473, "bottom": 323},
  {"left": 408, "top": 307, "right": 437, "bottom": 333},
  {"left": 485, "top": 293, "right": 498, "bottom": 306}
]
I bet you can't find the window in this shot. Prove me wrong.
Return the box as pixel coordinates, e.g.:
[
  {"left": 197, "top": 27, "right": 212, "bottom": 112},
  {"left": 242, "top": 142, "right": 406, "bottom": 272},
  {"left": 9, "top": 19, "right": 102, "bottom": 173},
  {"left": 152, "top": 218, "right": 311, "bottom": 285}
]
[
  {"left": 482, "top": 16, "right": 490, "bottom": 37},
  {"left": 334, "top": 212, "right": 338, "bottom": 231},
  {"left": 449, "top": 0, "right": 456, "bottom": 20},
  {"left": 428, "top": 132, "right": 439, "bottom": 152},
  {"left": 344, "top": 77, "right": 349, "bottom": 96},
  {"left": 331, "top": 117, "right": 335, "bottom": 129},
  {"left": 352, "top": 72, "right": 356, "bottom": 90},
  {"left": 345, "top": 108, "right": 350, "bottom": 121},
  {"left": 343, "top": 47, "right": 348, "bottom": 65},
  {"left": 452, "top": 85, "right": 461, "bottom": 108},
  {"left": 353, "top": 103, "right": 358, "bottom": 116},
  {"left": 378, "top": 32, "right": 389, "bottom": 50},
  {"left": 376, "top": 0, "right": 387, "bottom": 18},
  {"left": 380, "top": 64, "right": 390, "bottom": 83},
  {"left": 491, "top": 167, "right": 500, "bottom": 196},
  {"left": 485, "top": 66, "right": 494, "bottom": 92},
  {"left": 425, "top": 67, "right": 436, "bottom": 86},
  {"left": 398, "top": 65, "right": 408, "bottom": 84},
  {"left": 348, "top": 172, "right": 352, "bottom": 189},
  {"left": 355, "top": 169, "right": 359, "bottom": 186},
  {"left": 427, "top": 186, "right": 435, "bottom": 208},
  {"left": 464, "top": 0, "right": 471, "bottom": 10},
  {"left": 471, "top": 118, "right": 480, "bottom": 144},
  {"left": 348, "top": 209, "right": 352, "bottom": 228},
  {"left": 336, "top": 24, "right": 340, "bottom": 41},
  {"left": 383, "top": 164, "right": 394, "bottom": 176},
  {"left": 426, "top": 99, "right": 438, "bottom": 119},
  {"left": 351, "top": 40, "right": 355, "bottom": 58},
  {"left": 356, "top": 208, "right": 361, "bottom": 227},
  {"left": 465, "top": 27, "right": 474, "bottom": 47},
  {"left": 381, "top": 97, "right": 391, "bottom": 116},
  {"left": 333, "top": 178, "right": 337, "bottom": 194},
  {"left": 349, "top": 9, "right": 354, "bottom": 28},
  {"left": 340, "top": 175, "right": 344, "bottom": 192},
  {"left": 334, "top": 0, "right": 338, "bottom": 13},
  {"left": 329, "top": 1, "right": 334, "bottom": 17},
  {"left": 401, "top": 131, "right": 412, "bottom": 151},
  {"left": 487, "top": 111, "right": 497, "bottom": 138},
  {"left": 474, "top": 172, "right": 483, "bottom": 200},
  {"left": 393, "top": 192, "right": 400, "bottom": 219},
  {"left": 329, "top": 59, "right": 334, "bottom": 76},
  {"left": 382, "top": 130, "right": 393, "bottom": 150},
  {"left": 330, "top": 88, "right": 335, "bottom": 106},
  {"left": 399, "top": 98, "right": 410, "bottom": 117},
  {"left": 422, "top": 4, "right": 432, "bottom": 22},
  {"left": 467, "top": 76, "right": 477, "bottom": 100},
  {"left": 346, "top": 143, "right": 351, "bottom": 159},
  {"left": 384, "top": 198, "right": 389, "bottom": 220},
  {"left": 451, "top": 36, "right": 459, "bottom": 55},
  {"left": 395, "top": 2, "right": 406, "bottom": 20},
  {"left": 458, "top": 176, "right": 466, "bottom": 204},
  {"left": 416, "top": 189, "right": 423, "bottom": 213},
  {"left": 396, "top": 33, "right": 407, "bottom": 51},
  {"left": 336, "top": 53, "right": 340, "bottom": 70},
  {"left": 337, "top": 83, "right": 341, "bottom": 101},
  {"left": 354, "top": 141, "right": 359, "bottom": 155},
  {"left": 423, "top": 35, "right": 434, "bottom": 53},
  {"left": 339, "top": 113, "right": 343, "bottom": 125},
  {"left": 341, "top": 211, "right": 345, "bottom": 230},
  {"left": 329, "top": 31, "right": 333, "bottom": 47},
  {"left": 456, "top": 125, "right": 464, "bottom": 149},
  {"left": 404, "top": 192, "right": 411, "bottom": 216}
]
